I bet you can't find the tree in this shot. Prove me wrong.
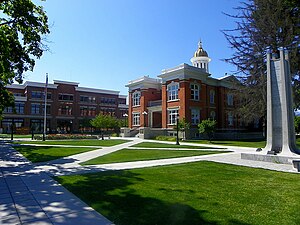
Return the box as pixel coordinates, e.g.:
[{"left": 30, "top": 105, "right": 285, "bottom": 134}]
[
  {"left": 295, "top": 116, "right": 300, "bottom": 134},
  {"left": 0, "top": 0, "right": 50, "bottom": 118},
  {"left": 223, "top": 0, "right": 300, "bottom": 124},
  {"left": 90, "top": 114, "right": 119, "bottom": 139},
  {"left": 178, "top": 118, "right": 190, "bottom": 140},
  {"left": 198, "top": 119, "right": 217, "bottom": 142}
]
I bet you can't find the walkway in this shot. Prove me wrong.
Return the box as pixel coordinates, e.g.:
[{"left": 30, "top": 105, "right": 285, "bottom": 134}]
[
  {"left": 1, "top": 137, "right": 299, "bottom": 225},
  {"left": 0, "top": 143, "right": 113, "bottom": 225}
]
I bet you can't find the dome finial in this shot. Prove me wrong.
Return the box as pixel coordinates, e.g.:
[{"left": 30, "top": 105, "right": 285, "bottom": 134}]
[{"left": 198, "top": 39, "right": 202, "bottom": 48}]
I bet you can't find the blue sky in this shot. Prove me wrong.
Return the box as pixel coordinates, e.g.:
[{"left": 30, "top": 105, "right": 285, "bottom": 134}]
[{"left": 26, "top": 0, "right": 240, "bottom": 95}]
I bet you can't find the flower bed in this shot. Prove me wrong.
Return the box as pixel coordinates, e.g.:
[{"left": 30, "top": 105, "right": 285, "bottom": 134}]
[{"left": 34, "top": 134, "right": 99, "bottom": 140}]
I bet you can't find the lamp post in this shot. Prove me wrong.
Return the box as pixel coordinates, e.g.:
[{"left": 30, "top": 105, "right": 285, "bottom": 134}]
[
  {"left": 142, "top": 111, "right": 148, "bottom": 127},
  {"left": 123, "top": 113, "right": 128, "bottom": 127},
  {"left": 176, "top": 118, "right": 180, "bottom": 145}
]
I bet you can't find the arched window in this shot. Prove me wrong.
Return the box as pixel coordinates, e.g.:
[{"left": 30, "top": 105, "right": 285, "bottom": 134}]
[
  {"left": 228, "top": 112, "right": 234, "bottom": 126},
  {"left": 210, "top": 90, "right": 215, "bottom": 104},
  {"left": 227, "top": 93, "right": 234, "bottom": 106},
  {"left": 132, "top": 91, "right": 141, "bottom": 106},
  {"left": 191, "top": 108, "right": 200, "bottom": 125},
  {"left": 167, "top": 82, "right": 179, "bottom": 101},
  {"left": 190, "top": 83, "right": 200, "bottom": 100}
]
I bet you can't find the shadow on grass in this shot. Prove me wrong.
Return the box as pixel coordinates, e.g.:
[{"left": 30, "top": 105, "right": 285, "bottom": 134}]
[
  {"left": 55, "top": 170, "right": 251, "bottom": 225},
  {"left": 13, "top": 145, "right": 63, "bottom": 163}
]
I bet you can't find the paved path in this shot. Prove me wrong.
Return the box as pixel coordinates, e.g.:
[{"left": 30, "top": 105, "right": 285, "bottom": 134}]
[
  {"left": 1, "top": 137, "right": 299, "bottom": 225},
  {"left": 0, "top": 143, "right": 113, "bottom": 225}
]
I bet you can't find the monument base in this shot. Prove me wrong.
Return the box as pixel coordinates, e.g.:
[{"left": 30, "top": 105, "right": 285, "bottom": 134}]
[{"left": 241, "top": 153, "right": 300, "bottom": 172}]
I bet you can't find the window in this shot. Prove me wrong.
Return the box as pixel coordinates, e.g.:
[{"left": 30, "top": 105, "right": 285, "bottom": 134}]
[
  {"left": 99, "top": 107, "right": 115, "bottom": 116},
  {"left": 191, "top": 109, "right": 200, "bottom": 125},
  {"left": 210, "top": 90, "right": 215, "bottom": 104},
  {"left": 100, "top": 97, "right": 116, "bottom": 105},
  {"left": 42, "top": 105, "right": 51, "bottom": 115},
  {"left": 167, "top": 82, "right": 179, "bottom": 101},
  {"left": 59, "top": 94, "right": 74, "bottom": 101},
  {"left": 191, "top": 83, "right": 200, "bottom": 100},
  {"left": 227, "top": 94, "right": 234, "bottom": 106},
  {"left": 80, "top": 95, "right": 96, "bottom": 103},
  {"left": 80, "top": 106, "right": 96, "bottom": 116},
  {"left": 14, "top": 102, "right": 25, "bottom": 114},
  {"left": 228, "top": 112, "right": 234, "bottom": 126},
  {"left": 47, "top": 93, "right": 52, "bottom": 100},
  {"left": 168, "top": 108, "right": 179, "bottom": 125},
  {"left": 31, "top": 91, "right": 43, "bottom": 99},
  {"left": 30, "top": 119, "right": 50, "bottom": 133},
  {"left": 132, "top": 112, "right": 140, "bottom": 126},
  {"left": 132, "top": 92, "right": 141, "bottom": 106},
  {"left": 210, "top": 111, "right": 216, "bottom": 120},
  {"left": 4, "top": 106, "right": 13, "bottom": 114},
  {"left": 31, "top": 103, "right": 40, "bottom": 114},
  {"left": 58, "top": 105, "right": 72, "bottom": 115}
]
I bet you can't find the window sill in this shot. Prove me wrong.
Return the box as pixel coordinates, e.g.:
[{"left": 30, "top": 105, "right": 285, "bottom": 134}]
[
  {"left": 190, "top": 99, "right": 200, "bottom": 102},
  {"left": 167, "top": 99, "right": 179, "bottom": 103},
  {"left": 132, "top": 105, "right": 141, "bottom": 108}
]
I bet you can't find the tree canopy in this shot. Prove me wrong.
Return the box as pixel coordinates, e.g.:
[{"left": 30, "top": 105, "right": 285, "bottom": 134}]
[
  {"left": 198, "top": 119, "right": 217, "bottom": 142},
  {"left": 223, "top": 0, "right": 300, "bottom": 123},
  {"left": 0, "top": 0, "right": 49, "bottom": 118}
]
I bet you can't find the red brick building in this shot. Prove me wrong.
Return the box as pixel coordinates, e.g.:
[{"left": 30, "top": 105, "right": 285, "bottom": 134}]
[
  {"left": 126, "top": 42, "right": 242, "bottom": 138},
  {"left": 1, "top": 80, "right": 128, "bottom": 134}
]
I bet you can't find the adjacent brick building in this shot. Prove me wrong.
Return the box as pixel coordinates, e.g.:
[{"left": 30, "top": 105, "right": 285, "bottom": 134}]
[
  {"left": 1, "top": 80, "right": 128, "bottom": 134},
  {"left": 126, "top": 41, "right": 242, "bottom": 138}
]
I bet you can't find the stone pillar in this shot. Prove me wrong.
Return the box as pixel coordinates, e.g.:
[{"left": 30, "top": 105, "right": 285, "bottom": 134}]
[{"left": 264, "top": 48, "right": 299, "bottom": 156}]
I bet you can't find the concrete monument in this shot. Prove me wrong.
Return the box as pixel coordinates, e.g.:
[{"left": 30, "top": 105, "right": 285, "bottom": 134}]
[
  {"left": 263, "top": 48, "right": 300, "bottom": 156},
  {"left": 241, "top": 48, "right": 300, "bottom": 169}
]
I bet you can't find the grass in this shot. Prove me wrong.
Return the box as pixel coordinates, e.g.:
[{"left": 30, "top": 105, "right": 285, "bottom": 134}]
[
  {"left": 16, "top": 139, "right": 130, "bottom": 147},
  {"left": 0, "top": 134, "right": 32, "bottom": 138},
  {"left": 13, "top": 145, "right": 98, "bottom": 163},
  {"left": 131, "top": 142, "right": 223, "bottom": 149},
  {"left": 185, "top": 139, "right": 267, "bottom": 148},
  {"left": 56, "top": 161, "right": 300, "bottom": 225},
  {"left": 186, "top": 138, "right": 300, "bottom": 148},
  {"left": 81, "top": 149, "right": 228, "bottom": 165}
]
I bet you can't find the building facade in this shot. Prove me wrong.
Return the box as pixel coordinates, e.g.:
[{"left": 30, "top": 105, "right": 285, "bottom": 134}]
[
  {"left": 1, "top": 80, "right": 128, "bottom": 134},
  {"left": 126, "top": 41, "right": 242, "bottom": 138}
]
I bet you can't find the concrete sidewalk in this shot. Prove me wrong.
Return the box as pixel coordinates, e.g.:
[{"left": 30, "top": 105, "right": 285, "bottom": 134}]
[{"left": 0, "top": 143, "right": 113, "bottom": 225}]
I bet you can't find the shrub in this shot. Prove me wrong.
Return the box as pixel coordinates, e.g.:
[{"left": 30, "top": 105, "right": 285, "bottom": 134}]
[
  {"left": 155, "top": 136, "right": 177, "bottom": 141},
  {"left": 34, "top": 134, "right": 98, "bottom": 140}
]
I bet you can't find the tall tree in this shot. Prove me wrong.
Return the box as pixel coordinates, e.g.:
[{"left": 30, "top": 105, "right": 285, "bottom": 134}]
[
  {"left": 223, "top": 0, "right": 300, "bottom": 123},
  {"left": 0, "top": 0, "right": 49, "bottom": 118}
]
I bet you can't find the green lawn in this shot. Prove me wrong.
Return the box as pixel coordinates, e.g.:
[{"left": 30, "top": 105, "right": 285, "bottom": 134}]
[
  {"left": 132, "top": 142, "right": 223, "bottom": 149},
  {"left": 56, "top": 162, "right": 300, "bottom": 225},
  {"left": 81, "top": 149, "right": 228, "bottom": 165},
  {"left": 13, "top": 145, "right": 98, "bottom": 163},
  {"left": 0, "top": 134, "right": 32, "bottom": 138},
  {"left": 186, "top": 138, "right": 300, "bottom": 148},
  {"left": 186, "top": 139, "right": 266, "bottom": 148},
  {"left": 16, "top": 139, "right": 130, "bottom": 147}
]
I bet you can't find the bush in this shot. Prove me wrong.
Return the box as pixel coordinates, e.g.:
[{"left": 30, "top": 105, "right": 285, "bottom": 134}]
[
  {"left": 34, "top": 134, "right": 98, "bottom": 140},
  {"left": 155, "top": 136, "right": 177, "bottom": 141}
]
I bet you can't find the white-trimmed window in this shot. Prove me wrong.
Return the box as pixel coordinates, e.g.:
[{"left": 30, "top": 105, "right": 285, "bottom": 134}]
[
  {"left": 210, "top": 90, "right": 215, "bottom": 104},
  {"left": 228, "top": 112, "right": 234, "bottom": 126},
  {"left": 132, "top": 112, "right": 140, "bottom": 126},
  {"left": 132, "top": 91, "right": 141, "bottom": 106},
  {"left": 167, "top": 82, "right": 179, "bottom": 101},
  {"left": 191, "top": 108, "right": 200, "bottom": 125},
  {"left": 168, "top": 108, "right": 179, "bottom": 125},
  {"left": 210, "top": 111, "right": 216, "bottom": 120},
  {"left": 227, "top": 94, "right": 234, "bottom": 106},
  {"left": 191, "top": 83, "right": 200, "bottom": 100}
]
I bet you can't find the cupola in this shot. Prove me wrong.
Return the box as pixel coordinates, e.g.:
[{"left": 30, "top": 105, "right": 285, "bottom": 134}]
[{"left": 190, "top": 40, "right": 211, "bottom": 73}]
